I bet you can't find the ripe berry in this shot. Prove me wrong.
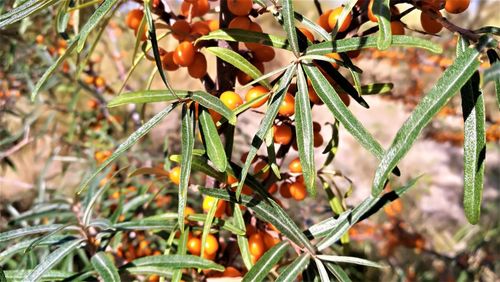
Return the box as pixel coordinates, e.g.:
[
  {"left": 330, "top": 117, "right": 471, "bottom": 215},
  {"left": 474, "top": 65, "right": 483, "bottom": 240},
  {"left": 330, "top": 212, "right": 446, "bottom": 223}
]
[
  {"left": 173, "top": 41, "right": 196, "bottom": 67},
  {"left": 245, "top": 85, "right": 269, "bottom": 108},
  {"left": 228, "top": 16, "right": 251, "bottom": 30},
  {"left": 253, "top": 45, "right": 275, "bottom": 62},
  {"left": 299, "top": 28, "right": 315, "bottom": 42},
  {"left": 313, "top": 122, "right": 322, "bottom": 132},
  {"left": 126, "top": 9, "right": 144, "bottom": 30},
  {"left": 328, "top": 7, "right": 352, "bottom": 33},
  {"left": 222, "top": 267, "right": 242, "bottom": 277},
  {"left": 203, "top": 196, "right": 226, "bottom": 217},
  {"left": 220, "top": 91, "right": 243, "bottom": 110},
  {"left": 273, "top": 123, "right": 293, "bottom": 145},
  {"left": 237, "top": 60, "right": 264, "bottom": 85},
  {"left": 187, "top": 236, "right": 202, "bottom": 255},
  {"left": 279, "top": 182, "right": 292, "bottom": 198},
  {"left": 207, "top": 19, "right": 219, "bottom": 31},
  {"left": 227, "top": 0, "right": 253, "bottom": 16},
  {"left": 267, "top": 183, "right": 278, "bottom": 194},
  {"left": 278, "top": 93, "right": 295, "bottom": 116},
  {"left": 162, "top": 52, "right": 179, "bottom": 71},
  {"left": 244, "top": 23, "right": 264, "bottom": 51},
  {"left": 308, "top": 86, "right": 323, "bottom": 105},
  {"left": 288, "top": 158, "right": 302, "bottom": 174},
  {"left": 445, "top": 0, "right": 470, "bottom": 14},
  {"left": 262, "top": 231, "right": 280, "bottom": 249},
  {"left": 172, "top": 20, "right": 191, "bottom": 41},
  {"left": 204, "top": 234, "right": 219, "bottom": 255},
  {"left": 420, "top": 11, "right": 443, "bottom": 34},
  {"left": 314, "top": 131, "right": 324, "bottom": 147},
  {"left": 289, "top": 181, "right": 307, "bottom": 201},
  {"left": 187, "top": 52, "right": 207, "bottom": 79},
  {"left": 390, "top": 21, "right": 405, "bottom": 35},
  {"left": 317, "top": 9, "right": 333, "bottom": 32},
  {"left": 248, "top": 233, "right": 265, "bottom": 257},
  {"left": 169, "top": 166, "right": 181, "bottom": 185}
]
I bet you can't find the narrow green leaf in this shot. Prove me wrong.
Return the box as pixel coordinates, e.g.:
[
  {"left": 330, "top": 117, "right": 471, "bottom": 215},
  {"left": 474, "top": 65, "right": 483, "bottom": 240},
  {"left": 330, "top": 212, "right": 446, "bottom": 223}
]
[
  {"left": 199, "top": 188, "right": 315, "bottom": 252},
  {"left": 373, "top": 0, "right": 392, "bottom": 50},
  {"left": 0, "top": 0, "right": 59, "bottom": 28},
  {"left": 314, "top": 258, "right": 330, "bottom": 282},
  {"left": 170, "top": 154, "right": 226, "bottom": 183},
  {"left": 295, "top": 65, "right": 316, "bottom": 197},
  {"left": 276, "top": 253, "right": 310, "bottom": 282},
  {"left": 125, "top": 266, "right": 174, "bottom": 277},
  {"left": 77, "top": 0, "right": 118, "bottom": 52},
  {"left": 3, "top": 270, "right": 73, "bottom": 281},
  {"left": 321, "top": 121, "right": 340, "bottom": 167},
  {"left": 325, "top": 263, "right": 352, "bottom": 282},
  {"left": 305, "top": 210, "right": 352, "bottom": 239},
  {"left": 0, "top": 224, "right": 63, "bottom": 243},
  {"left": 482, "top": 62, "right": 500, "bottom": 85},
  {"left": 23, "top": 239, "right": 84, "bottom": 282},
  {"left": 171, "top": 227, "right": 189, "bottom": 282},
  {"left": 191, "top": 91, "right": 236, "bottom": 125},
  {"left": 371, "top": 36, "right": 495, "bottom": 196},
  {"left": 457, "top": 37, "right": 486, "bottom": 224},
  {"left": 293, "top": 12, "right": 330, "bottom": 41},
  {"left": 91, "top": 252, "right": 120, "bottom": 282},
  {"left": 242, "top": 241, "right": 290, "bottom": 282},
  {"left": 178, "top": 103, "right": 195, "bottom": 231},
  {"left": 306, "top": 35, "right": 443, "bottom": 55},
  {"left": 302, "top": 63, "right": 397, "bottom": 175},
  {"left": 486, "top": 50, "right": 500, "bottom": 109},
  {"left": 233, "top": 205, "right": 253, "bottom": 269},
  {"left": 200, "top": 197, "right": 219, "bottom": 260},
  {"left": 129, "top": 255, "right": 224, "bottom": 271},
  {"left": 78, "top": 103, "right": 178, "bottom": 193},
  {"left": 187, "top": 213, "right": 245, "bottom": 235},
  {"left": 199, "top": 108, "right": 228, "bottom": 172},
  {"left": 0, "top": 236, "right": 75, "bottom": 263},
  {"left": 282, "top": 0, "right": 299, "bottom": 56},
  {"left": 108, "top": 90, "right": 189, "bottom": 107},
  {"left": 113, "top": 220, "right": 176, "bottom": 231},
  {"left": 31, "top": 35, "right": 79, "bottom": 101},
  {"left": 237, "top": 66, "right": 295, "bottom": 198},
  {"left": 317, "top": 255, "right": 383, "bottom": 268},
  {"left": 206, "top": 47, "right": 270, "bottom": 88},
  {"left": 198, "top": 29, "right": 289, "bottom": 50}
]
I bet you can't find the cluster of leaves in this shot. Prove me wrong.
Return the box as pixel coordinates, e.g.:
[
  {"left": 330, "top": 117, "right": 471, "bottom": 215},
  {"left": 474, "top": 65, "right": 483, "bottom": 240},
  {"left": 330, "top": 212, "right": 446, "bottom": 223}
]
[{"left": 0, "top": 0, "right": 499, "bottom": 281}]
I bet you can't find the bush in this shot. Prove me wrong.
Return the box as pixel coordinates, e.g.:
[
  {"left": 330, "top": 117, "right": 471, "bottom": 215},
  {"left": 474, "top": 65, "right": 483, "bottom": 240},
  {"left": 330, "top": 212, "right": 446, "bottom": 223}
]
[{"left": 0, "top": 0, "right": 499, "bottom": 281}]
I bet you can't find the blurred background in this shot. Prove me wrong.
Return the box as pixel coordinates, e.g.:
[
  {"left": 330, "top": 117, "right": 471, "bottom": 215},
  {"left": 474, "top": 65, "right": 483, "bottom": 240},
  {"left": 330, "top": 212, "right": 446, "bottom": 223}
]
[{"left": 1, "top": 0, "right": 499, "bottom": 281}]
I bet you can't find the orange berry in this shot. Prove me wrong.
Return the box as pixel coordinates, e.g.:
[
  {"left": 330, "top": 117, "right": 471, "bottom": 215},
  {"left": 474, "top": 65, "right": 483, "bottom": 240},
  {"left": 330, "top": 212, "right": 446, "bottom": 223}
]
[
  {"left": 203, "top": 196, "right": 226, "bottom": 217},
  {"left": 367, "top": 0, "right": 378, "bottom": 22},
  {"left": 184, "top": 206, "right": 195, "bottom": 222},
  {"left": 267, "top": 183, "right": 278, "bottom": 194},
  {"left": 202, "top": 250, "right": 216, "bottom": 260},
  {"left": 420, "top": 11, "right": 443, "bottom": 34},
  {"left": 187, "top": 236, "right": 202, "bottom": 255},
  {"left": 250, "top": 253, "right": 259, "bottom": 264},
  {"left": 204, "top": 234, "right": 219, "bottom": 255},
  {"left": 94, "top": 77, "right": 106, "bottom": 88},
  {"left": 384, "top": 198, "right": 403, "bottom": 217},
  {"left": 273, "top": 123, "right": 293, "bottom": 145},
  {"left": 126, "top": 9, "right": 144, "bottom": 30},
  {"left": 173, "top": 41, "right": 195, "bottom": 67},
  {"left": 35, "top": 35, "right": 44, "bottom": 44},
  {"left": 191, "top": 21, "right": 211, "bottom": 36},
  {"left": 220, "top": 91, "right": 243, "bottom": 110},
  {"left": 279, "top": 182, "right": 292, "bottom": 198},
  {"left": 248, "top": 233, "right": 265, "bottom": 257},
  {"left": 278, "top": 93, "right": 295, "bottom": 116},
  {"left": 325, "top": 52, "right": 341, "bottom": 69},
  {"left": 207, "top": 19, "right": 219, "bottom": 31},
  {"left": 187, "top": 52, "right": 207, "bottom": 79},
  {"left": 227, "top": 0, "right": 253, "bottom": 16},
  {"left": 244, "top": 22, "right": 263, "bottom": 51},
  {"left": 253, "top": 160, "right": 270, "bottom": 180},
  {"left": 228, "top": 16, "right": 251, "bottom": 30},
  {"left": 312, "top": 122, "right": 321, "bottom": 132},
  {"left": 169, "top": 166, "right": 181, "bottom": 185},
  {"left": 314, "top": 131, "right": 324, "bottom": 147},
  {"left": 223, "top": 266, "right": 242, "bottom": 277},
  {"left": 288, "top": 158, "right": 302, "bottom": 173},
  {"left": 227, "top": 174, "right": 238, "bottom": 185},
  {"left": 262, "top": 231, "right": 280, "bottom": 249},
  {"left": 296, "top": 174, "right": 305, "bottom": 183},
  {"left": 253, "top": 45, "right": 275, "bottom": 62},
  {"left": 391, "top": 21, "right": 405, "bottom": 35},
  {"left": 299, "top": 28, "right": 315, "bottom": 42},
  {"left": 162, "top": 51, "right": 179, "bottom": 71},
  {"left": 195, "top": 0, "right": 210, "bottom": 17},
  {"left": 317, "top": 10, "right": 333, "bottom": 32},
  {"left": 84, "top": 76, "right": 95, "bottom": 85},
  {"left": 445, "top": 0, "right": 469, "bottom": 14},
  {"left": 245, "top": 85, "right": 269, "bottom": 108},
  {"left": 308, "top": 86, "right": 323, "bottom": 105},
  {"left": 328, "top": 7, "right": 352, "bottom": 33},
  {"left": 171, "top": 20, "right": 191, "bottom": 41},
  {"left": 289, "top": 181, "right": 307, "bottom": 201}
]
